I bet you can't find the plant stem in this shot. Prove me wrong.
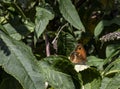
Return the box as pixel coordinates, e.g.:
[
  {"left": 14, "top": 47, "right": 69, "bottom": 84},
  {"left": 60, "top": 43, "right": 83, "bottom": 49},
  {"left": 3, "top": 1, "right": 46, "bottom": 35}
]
[{"left": 44, "top": 32, "right": 50, "bottom": 57}]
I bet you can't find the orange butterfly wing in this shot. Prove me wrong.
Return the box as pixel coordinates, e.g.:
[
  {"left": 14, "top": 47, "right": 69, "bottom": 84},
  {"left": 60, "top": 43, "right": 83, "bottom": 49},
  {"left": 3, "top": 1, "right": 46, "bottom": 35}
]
[{"left": 70, "top": 44, "right": 86, "bottom": 64}]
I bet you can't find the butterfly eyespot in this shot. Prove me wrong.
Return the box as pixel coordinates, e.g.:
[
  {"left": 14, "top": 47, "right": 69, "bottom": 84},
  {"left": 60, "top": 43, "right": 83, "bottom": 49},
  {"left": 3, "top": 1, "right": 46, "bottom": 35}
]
[{"left": 78, "top": 47, "right": 81, "bottom": 50}]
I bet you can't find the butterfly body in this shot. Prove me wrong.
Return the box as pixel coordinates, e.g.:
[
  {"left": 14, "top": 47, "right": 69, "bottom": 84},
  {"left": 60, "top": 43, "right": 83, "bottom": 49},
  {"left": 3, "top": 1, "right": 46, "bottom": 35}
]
[{"left": 70, "top": 44, "right": 86, "bottom": 64}]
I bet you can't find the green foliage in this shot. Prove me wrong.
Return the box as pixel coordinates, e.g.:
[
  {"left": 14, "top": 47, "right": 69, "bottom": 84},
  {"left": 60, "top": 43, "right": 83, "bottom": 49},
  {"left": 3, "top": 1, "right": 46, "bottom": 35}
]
[
  {"left": 87, "top": 56, "right": 104, "bottom": 70},
  {"left": 39, "top": 56, "right": 82, "bottom": 89},
  {"left": 35, "top": 6, "right": 54, "bottom": 39},
  {"left": 58, "top": 0, "right": 85, "bottom": 31},
  {"left": 0, "top": 33, "right": 45, "bottom": 89},
  {"left": 100, "top": 73, "right": 120, "bottom": 89},
  {"left": 0, "top": 0, "right": 120, "bottom": 89},
  {"left": 80, "top": 68, "right": 101, "bottom": 89}
]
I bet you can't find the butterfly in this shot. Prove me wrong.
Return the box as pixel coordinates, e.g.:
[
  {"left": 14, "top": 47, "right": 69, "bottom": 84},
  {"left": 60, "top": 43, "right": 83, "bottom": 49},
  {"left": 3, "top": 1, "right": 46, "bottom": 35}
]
[{"left": 70, "top": 43, "right": 87, "bottom": 65}]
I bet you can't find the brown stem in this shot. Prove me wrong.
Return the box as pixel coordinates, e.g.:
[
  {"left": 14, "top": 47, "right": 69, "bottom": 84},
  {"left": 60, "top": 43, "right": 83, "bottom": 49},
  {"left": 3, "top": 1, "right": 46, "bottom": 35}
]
[{"left": 44, "top": 33, "right": 50, "bottom": 57}]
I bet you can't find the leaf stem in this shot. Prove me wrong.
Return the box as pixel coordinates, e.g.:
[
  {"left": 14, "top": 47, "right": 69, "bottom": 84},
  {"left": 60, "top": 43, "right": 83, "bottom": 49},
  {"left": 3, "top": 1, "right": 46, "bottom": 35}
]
[{"left": 13, "top": 2, "right": 27, "bottom": 19}]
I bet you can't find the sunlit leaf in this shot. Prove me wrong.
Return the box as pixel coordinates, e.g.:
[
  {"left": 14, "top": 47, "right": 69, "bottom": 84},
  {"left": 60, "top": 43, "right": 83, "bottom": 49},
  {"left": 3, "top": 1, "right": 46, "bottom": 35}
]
[
  {"left": 2, "top": 20, "right": 34, "bottom": 40},
  {"left": 35, "top": 6, "right": 54, "bottom": 39},
  {"left": 39, "top": 55, "right": 82, "bottom": 89},
  {"left": 100, "top": 73, "right": 120, "bottom": 89},
  {"left": 106, "top": 44, "right": 120, "bottom": 58},
  {"left": 87, "top": 56, "right": 104, "bottom": 70},
  {"left": 58, "top": 0, "right": 85, "bottom": 31},
  {"left": 3, "top": 23, "right": 22, "bottom": 40},
  {"left": 0, "top": 24, "right": 9, "bottom": 34},
  {"left": 0, "top": 33, "right": 45, "bottom": 89},
  {"left": 103, "top": 58, "right": 120, "bottom": 76}
]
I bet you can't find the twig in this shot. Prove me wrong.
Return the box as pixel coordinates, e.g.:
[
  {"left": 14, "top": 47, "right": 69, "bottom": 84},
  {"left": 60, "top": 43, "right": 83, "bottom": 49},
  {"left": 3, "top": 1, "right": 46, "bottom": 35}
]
[
  {"left": 52, "top": 23, "right": 68, "bottom": 53},
  {"left": 52, "top": 23, "right": 68, "bottom": 44}
]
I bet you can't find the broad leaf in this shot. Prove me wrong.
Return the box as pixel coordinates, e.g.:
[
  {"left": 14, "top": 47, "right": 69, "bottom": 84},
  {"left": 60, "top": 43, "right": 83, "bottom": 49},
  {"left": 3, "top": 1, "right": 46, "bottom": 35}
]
[
  {"left": 103, "top": 44, "right": 120, "bottom": 65},
  {"left": 87, "top": 56, "right": 104, "bottom": 70},
  {"left": 58, "top": 0, "right": 85, "bottom": 31},
  {"left": 80, "top": 68, "right": 101, "bottom": 89},
  {"left": 0, "top": 24, "right": 9, "bottom": 35},
  {"left": 106, "top": 44, "right": 120, "bottom": 58},
  {"left": 0, "top": 33, "right": 45, "bottom": 89},
  {"left": 2, "top": 20, "right": 34, "bottom": 40},
  {"left": 35, "top": 6, "right": 54, "bottom": 39},
  {"left": 94, "top": 18, "right": 120, "bottom": 38},
  {"left": 3, "top": 23, "right": 22, "bottom": 40},
  {"left": 100, "top": 73, "right": 120, "bottom": 89},
  {"left": 103, "top": 58, "right": 120, "bottom": 76},
  {"left": 39, "top": 55, "right": 82, "bottom": 89}
]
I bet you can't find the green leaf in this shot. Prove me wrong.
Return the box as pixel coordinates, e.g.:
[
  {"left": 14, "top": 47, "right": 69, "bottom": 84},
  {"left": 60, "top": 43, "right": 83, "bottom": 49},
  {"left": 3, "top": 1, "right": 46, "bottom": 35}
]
[
  {"left": 3, "top": 23, "right": 22, "bottom": 40},
  {"left": 0, "top": 33, "right": 45, "bottom": 89},
  {"left": 39, "top": 55, "right": 82, "bottom": 89},
  {"left": 94, "top": 18, "right": 120, "bottom": 38},
  {"left": 24, "top": 21, "right": 35, "bottom": 33},
  {"left": 103, "top": 44, "right": 120, "bottom": 65},
  {"left": 42, "top": 69, "right": 75, "bottom": 89},
  {"left": 35, "top": 6, "right": 54, "bottom": 39},
  {"left": 106, "top": 44, "right": 120, "bottom": 58},
  {"left": 57, "top": 32, "right": 77, "bottom": 56},
  {"left": 79, "top": 67, "right": 101, "bottom": 89},
  {"left": 0, "top": 24, "right": 9, "bottom": 35},
  {"left": 2, "top": 21, "right": 34, "bottom": 40},
  {"left": 58, "top": 0, "right": 85, "bottom": 31},
  {"left": 103, "top": 58, "right": 120, "bottom": 76},
  {"left": 94, "top": 21, "right": 104, "bottom": 38},
  {"left": 100, "top": 73, "right": 120, "bottom": 89},
  {"left": 87, "top": 56, "right": 104, "bottom": 70}
]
